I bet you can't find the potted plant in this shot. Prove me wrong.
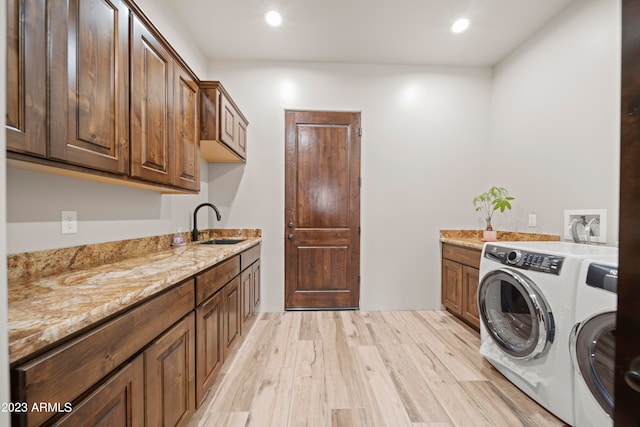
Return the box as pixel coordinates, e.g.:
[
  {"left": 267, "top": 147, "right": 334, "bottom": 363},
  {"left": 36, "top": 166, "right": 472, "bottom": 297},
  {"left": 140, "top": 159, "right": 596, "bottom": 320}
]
[{"left": 473, "top": 186, "right": 515, "bottom": 241}]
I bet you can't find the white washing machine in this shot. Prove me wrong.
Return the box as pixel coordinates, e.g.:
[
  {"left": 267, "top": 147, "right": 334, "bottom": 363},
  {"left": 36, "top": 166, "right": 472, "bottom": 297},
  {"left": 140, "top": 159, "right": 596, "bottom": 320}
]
[
  {"left": 478, "top": 241, "right": 618, "bottom": 426},
  {"left": 571, "top": 257, "right": 618, "bottom": 427}
]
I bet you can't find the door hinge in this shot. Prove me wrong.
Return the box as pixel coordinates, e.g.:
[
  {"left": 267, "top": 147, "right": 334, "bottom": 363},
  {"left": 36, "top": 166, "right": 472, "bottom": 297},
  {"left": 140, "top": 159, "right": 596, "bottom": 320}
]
[
  {"left": 358, "top": 127, "right": 363, "bottom": 136},
  {"left": 358, "top": 177, "right": 362, "bottom": 186},
  {"left": 358, "top": 226, "right": 361, "bottom": 235},
  {"left": 358, "top": 275, "right": 361, "bottom": 284}
]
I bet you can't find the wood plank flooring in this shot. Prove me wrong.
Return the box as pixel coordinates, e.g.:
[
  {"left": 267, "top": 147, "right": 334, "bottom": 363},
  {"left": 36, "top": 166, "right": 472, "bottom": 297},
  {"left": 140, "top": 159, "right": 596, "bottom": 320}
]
[{"left": 188, "top": 310, "right": 565, "bottom": 427}]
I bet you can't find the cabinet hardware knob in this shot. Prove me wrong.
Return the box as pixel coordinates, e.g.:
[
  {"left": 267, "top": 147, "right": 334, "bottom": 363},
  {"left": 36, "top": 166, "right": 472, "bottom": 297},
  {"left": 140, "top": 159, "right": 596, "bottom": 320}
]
[
  {"left": 288, "top": 234, "right": 294, "bottom": 239},
  {"left": 288, "top": 222, "right": 294, "bottom": 228}
]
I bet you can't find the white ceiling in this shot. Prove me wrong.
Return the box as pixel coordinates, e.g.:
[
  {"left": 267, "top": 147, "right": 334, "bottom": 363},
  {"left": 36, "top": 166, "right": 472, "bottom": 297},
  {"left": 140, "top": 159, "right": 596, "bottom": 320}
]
[{"left": 163, "top": 0, "right": 574, "bottom": 67}]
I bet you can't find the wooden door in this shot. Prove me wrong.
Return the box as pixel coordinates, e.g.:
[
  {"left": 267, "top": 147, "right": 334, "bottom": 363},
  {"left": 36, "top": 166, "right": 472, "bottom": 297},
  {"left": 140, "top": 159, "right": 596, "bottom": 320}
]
[
  {"left": 48, "top": 0, "right": 129, "bottom": 174},
  {"left": 222, "top": 277, "right": 241, "bottom": 358},
  {"left": 130, "top": 15, "right": 174, "bottom": 185},
  {"left": 462, "top": 266, "right": 480, "bottom": 330},
  {"left": 173, "top": 63, "right": 200, "bottom": 191},
  {"left": 441, "top": 259, "right": 463, "bottom": 315},
  {"left": 252, "top": 259, "right": 261, "bottom": 310},
  {"left": 616, "top": 0, "right": 640, "bottom": 423},
  {"left": 241, "top": 266, "right": 253, "bottom": 325},
  {"left": 144, "top": 313, "right": 195, "bottom": 427},
  {"left": 284, "top": 110, "right": 361, "bottom": 309},
  {"left": 53, "top": 356, "right": 144, "bottom": 427},
  {"left": 195, "top": 293, "right": 223, "bottom": 406},
  {"left": 6, "top": 0, "right": 47, "bottom": 157}
]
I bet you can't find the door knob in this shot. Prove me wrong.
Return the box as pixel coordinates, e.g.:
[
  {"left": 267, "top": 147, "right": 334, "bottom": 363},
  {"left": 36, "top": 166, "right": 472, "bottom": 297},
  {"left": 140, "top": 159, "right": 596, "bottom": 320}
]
[
  {"left": 288, "top": 234, "right": 294, "bottom": 239},
  {"left": 625, "top": 357, "right": 640, "bottom": 393},
  {"left": 288, "top": 222, "right": 294, "bottom": 228}
]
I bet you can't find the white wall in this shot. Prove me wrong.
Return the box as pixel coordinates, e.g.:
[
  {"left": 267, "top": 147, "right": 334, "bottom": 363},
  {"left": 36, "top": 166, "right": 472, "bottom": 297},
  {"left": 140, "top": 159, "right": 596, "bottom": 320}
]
[
  {"left": 1, "top": 0, "right": 10, "bottom": 422},
  {"left": 490, "top": 0, "right": 621, "bottom": 242},
  {"left": 205, "top": 62, "right": 493, "bottom": 311}
]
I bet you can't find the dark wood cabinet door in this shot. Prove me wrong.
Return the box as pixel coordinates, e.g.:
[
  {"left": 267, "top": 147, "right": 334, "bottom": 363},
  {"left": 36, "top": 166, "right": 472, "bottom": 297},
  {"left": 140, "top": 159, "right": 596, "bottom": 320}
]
[
  {"left": 195, "top": 292, "right": 223, "bottom": 406},
  {"left": 144, "top": 313, "right": 195, "bottom": 427},
  {"left": 219, "top": 94, "right": 238, "bottom": 151},
  {"left": 6, "top": 0, "right": 47, "bottom": 157},
  {"left": 241, "top": 267, "right": 253, "bottom": 326},
  {"left": 442, "top": 259, "right": 463, "bottom": 315},
  {"left": 237, "top": 117, "right": 248, "bottom": 158},
  {"left": 222, "top": 277, "right": 241, "bottom": 359},
  {"left": 284, "top": 111, "right": 361, "bottom": 309},
  {"left": 48, "top": 0, "right": 129, "bottom": 174},
  {"left": 173, "top": 63, "right": 200, "bottom": 191},
  {"left": 252, "top": 259, "right": 261, "bottom": 310},
  {"left": 53, "top": 356, "right": 144, "bottom": 427},
  {"left": 462, "top": 266, "right": 480, "bottom": 330},
  {"left": 130, "top": 15, "right": 174, "bottom": 185}
]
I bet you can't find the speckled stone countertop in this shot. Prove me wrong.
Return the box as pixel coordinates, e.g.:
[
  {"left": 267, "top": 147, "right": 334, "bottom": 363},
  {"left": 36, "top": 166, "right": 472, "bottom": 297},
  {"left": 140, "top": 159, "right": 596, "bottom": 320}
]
[
  {"left": 440, "top": 229, "right": 560, "bottom": 250},
  {"left": 8, "top": 229, "right": 261, "bottom": 365}
]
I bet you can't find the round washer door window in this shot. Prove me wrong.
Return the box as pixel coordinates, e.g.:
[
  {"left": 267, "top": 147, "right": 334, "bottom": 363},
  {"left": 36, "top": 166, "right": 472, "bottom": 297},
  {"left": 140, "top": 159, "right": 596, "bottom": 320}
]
[
  {"left": 575, "top": 311, "right": 615, "bottom": 417},
  {"left": 478, "top": 268, "right": 555, "bottom": 359}
]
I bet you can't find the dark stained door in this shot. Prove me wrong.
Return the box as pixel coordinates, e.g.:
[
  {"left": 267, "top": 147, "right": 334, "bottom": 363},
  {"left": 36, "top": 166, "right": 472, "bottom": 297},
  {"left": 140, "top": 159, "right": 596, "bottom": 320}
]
[
  {"left": 616, "top": 1, "right": 640, "bottom": 424},
  {"left": 284, "top": 110, "right": 361, "bottom": 309}
]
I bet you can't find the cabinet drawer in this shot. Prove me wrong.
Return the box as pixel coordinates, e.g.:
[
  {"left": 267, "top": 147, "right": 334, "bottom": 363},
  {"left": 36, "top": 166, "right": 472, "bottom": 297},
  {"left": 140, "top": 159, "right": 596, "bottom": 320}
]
[
  {"left": 442, "top": 243, "right": 481, "bottom": 269},
  {"left": 240, "top": 244, "right": 261, "bottom": 271},
  {"left": 196, "top": 255, "right": 240, "bottom": 305},
  {"left": 12, "top": 280, "right": 194, "bottom": 427}
]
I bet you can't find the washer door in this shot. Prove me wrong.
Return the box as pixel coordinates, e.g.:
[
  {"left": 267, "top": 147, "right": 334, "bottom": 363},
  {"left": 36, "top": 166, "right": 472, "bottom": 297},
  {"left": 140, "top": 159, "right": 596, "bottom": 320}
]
[
  {"left": 575, "top": 311, "right": 615, "bottom": 417},
  {"left": 478, "top": 268, "right": 555, "bottom": 359}
]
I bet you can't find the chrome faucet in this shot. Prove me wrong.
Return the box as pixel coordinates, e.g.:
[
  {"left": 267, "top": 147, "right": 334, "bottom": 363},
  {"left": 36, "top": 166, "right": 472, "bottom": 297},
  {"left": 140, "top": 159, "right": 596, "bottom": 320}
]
[{"left": 192, "top": 203, "right": 222, "bottom": 242}]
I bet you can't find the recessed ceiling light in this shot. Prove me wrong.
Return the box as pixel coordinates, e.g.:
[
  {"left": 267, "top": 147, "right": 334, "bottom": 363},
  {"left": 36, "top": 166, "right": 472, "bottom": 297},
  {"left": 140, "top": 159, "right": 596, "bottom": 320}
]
[
  {"left": 451, "top": 18, "right": 470, "bottom": 34},
  {"left": 265, "top": 11, "right": 282, "bottom": 27}
]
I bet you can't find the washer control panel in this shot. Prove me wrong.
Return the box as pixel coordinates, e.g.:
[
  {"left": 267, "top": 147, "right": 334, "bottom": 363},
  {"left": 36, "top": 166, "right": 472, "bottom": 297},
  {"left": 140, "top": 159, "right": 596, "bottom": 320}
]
[{"left": 484, "top": 244, "right": 564, "bottom": 275}]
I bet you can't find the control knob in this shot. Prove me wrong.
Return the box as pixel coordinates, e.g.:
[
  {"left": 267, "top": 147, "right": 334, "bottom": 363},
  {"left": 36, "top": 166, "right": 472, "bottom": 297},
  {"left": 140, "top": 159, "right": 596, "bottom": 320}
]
[{"left": 506, "top": 250, "right": 522, "bottom": 265}]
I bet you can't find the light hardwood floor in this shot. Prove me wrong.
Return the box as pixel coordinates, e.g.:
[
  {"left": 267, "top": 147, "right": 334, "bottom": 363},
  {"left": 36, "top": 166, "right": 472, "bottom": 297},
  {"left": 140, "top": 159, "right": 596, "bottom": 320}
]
[{"left": 189, "top": 310, "right": 566, "bottom": 427}]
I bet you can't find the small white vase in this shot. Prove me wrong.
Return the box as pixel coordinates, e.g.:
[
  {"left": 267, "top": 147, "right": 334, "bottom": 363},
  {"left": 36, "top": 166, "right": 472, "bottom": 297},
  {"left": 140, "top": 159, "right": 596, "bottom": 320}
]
[{"left": 482, "top": 230, "right": 497, "bottom": 242}]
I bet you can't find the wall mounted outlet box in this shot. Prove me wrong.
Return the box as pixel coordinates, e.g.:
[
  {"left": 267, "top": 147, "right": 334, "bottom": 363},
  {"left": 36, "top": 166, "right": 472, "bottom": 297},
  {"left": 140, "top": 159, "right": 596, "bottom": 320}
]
[
  {"left": 61, "top": 211, "right": 77, "bottom": 234},
  {"left": 563, "top": 209, "right": 607, "bottom": 244}
]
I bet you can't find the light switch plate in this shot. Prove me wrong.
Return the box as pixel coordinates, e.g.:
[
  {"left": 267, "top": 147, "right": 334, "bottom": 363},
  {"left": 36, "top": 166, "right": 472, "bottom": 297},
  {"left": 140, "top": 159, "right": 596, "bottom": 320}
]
[{"left": 61, "top": 211, "right": 77, "bottom": 234}]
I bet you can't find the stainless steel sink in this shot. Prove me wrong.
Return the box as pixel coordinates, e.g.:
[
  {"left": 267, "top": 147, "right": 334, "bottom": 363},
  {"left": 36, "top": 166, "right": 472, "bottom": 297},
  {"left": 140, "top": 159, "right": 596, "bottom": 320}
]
[{"left": 198, "top": 238, "right": 246, "bottom": 245}]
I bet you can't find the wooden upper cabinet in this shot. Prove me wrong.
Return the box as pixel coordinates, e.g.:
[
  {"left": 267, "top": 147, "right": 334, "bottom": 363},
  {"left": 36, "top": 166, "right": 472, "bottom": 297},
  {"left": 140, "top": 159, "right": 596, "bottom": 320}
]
[
  {"left": 49, "top": 0, "right": 130, "bottom": 174},
  {"left": 173, "top": 63, "right": 200, "bottom": 191},
  {"left": 130, "top": 15, "right": 174, "bottom": 185},
  {"left": 200, "top": 81, "right": 249, "bottom": 162},
  {"left": 6, "top": 0, "right": 47, "bottom": 157}
]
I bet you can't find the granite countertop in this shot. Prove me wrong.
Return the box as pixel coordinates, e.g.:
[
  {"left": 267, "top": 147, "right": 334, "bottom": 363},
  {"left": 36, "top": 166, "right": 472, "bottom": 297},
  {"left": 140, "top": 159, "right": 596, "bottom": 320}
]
[
  {"left": 440, "top": 229, "right": 560, "bottom": 250},
  {"left": 8, "top": 230, "right": 261, "bottom": 365}
]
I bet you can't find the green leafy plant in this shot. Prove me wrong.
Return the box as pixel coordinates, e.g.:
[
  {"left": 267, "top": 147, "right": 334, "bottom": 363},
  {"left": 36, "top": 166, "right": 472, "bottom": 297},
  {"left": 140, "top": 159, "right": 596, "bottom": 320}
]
[{"left": 473, "top": 186, "right": 515, "bottom": 230}]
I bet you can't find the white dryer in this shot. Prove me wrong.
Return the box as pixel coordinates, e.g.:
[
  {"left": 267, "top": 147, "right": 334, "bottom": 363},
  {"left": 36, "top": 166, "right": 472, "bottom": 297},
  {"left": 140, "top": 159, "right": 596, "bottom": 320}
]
[
  {"left": 478, "top": 241, "right": 618, "bottom": 426},
  {"left": 571, "top": 257, "right": 618, "bottom": 427}
]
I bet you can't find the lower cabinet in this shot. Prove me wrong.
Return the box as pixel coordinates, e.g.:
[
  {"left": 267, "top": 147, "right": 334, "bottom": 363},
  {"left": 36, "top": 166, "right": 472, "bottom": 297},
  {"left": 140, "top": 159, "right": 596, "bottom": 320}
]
[
  {"left": 195, "top": 292, "right": 224, "bottom": 405},
  {"left": 53, "top": 356, "right": 145, "bottom": 427},
  {"left": 193, "top": 244, "right": 260, "bottom": 406},
  {"left": 240, "top": 259, "right": 261, "bottom": 331},
  {"left": 222, "top": 277, "right": 241, "bottom": 359},
  {"left": 12, "top": 245, "right": 261, "bottom": 426},
  {"left": 441, "top": 243, "right": 481, "bottom": 330},
  {"left": 144, "top": 313, "right": 195, "bottom": 427}
]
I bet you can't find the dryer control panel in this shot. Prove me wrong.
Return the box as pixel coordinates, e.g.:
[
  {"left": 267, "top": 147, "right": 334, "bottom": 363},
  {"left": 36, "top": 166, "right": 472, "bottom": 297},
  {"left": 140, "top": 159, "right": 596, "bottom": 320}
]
[{"left": 484, "top": 244, "right": 564, "bottom": 275}]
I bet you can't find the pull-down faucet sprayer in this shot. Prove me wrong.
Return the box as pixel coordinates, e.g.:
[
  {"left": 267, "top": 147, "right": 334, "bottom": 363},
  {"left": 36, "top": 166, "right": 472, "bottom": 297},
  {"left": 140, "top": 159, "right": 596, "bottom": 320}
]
[{"left": 192, "top": 203, "right": 222, "bottom": 242}]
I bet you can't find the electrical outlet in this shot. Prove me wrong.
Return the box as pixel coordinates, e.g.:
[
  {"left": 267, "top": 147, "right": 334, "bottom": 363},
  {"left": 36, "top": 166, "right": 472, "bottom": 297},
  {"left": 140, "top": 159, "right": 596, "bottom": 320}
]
[
  {"left": 528, "top": 214, "right": 537, "bottom": 227},
  {"left": 61, "top": 211, "right": 77, "bottom": 234}
]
